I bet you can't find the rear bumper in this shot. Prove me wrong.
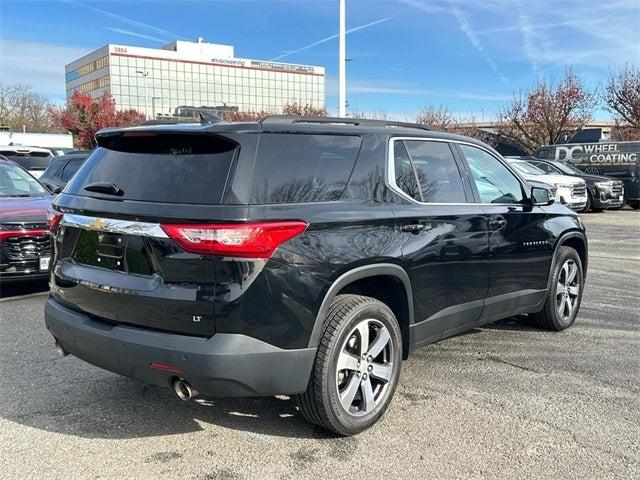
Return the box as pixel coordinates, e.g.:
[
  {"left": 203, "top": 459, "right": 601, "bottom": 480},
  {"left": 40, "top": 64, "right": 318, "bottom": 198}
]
[
  {"left": 44, "top": 298, "right": 316, "bottom": 397},
  {"left": 0, "top": 271, "right": 49, "bottom": 283}
]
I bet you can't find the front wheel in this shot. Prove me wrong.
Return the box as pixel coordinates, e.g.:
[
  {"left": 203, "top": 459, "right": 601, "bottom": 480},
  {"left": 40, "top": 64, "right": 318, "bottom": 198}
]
[
  {"left": 531, "top": 246, "right": 584, "bottom": 331},
  {"left": 628, "top": 200, "right": 640, "bottom": 210},
  {"left": 296, "top": 294, "right": 402, "bottom": 436},
  {"left": 579, "top": 193, "right": 592, "bottom": 213}
]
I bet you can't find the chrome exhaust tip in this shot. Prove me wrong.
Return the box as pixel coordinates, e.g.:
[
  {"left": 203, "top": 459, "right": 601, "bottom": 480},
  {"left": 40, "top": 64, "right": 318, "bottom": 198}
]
[
  {"left": 54, "top": 340, "right": 69, "bottom": 357},
  {"left": 173, "top": 378, "right": 197, "bottom": 401}
]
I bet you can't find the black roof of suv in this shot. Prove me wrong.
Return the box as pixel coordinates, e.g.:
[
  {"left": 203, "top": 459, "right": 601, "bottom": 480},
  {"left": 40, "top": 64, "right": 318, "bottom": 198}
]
[{"left": 45, "top": 115, "right": 588, "bottom": 435}]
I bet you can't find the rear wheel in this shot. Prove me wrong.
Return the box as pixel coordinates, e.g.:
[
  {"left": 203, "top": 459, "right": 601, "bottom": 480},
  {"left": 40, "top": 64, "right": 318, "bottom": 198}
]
[
  {"left": 296, "top": 294, "right": 402, "bottom": 436},
  {"left": 531, "top": 246, "right": 584, "bottom": 331}
]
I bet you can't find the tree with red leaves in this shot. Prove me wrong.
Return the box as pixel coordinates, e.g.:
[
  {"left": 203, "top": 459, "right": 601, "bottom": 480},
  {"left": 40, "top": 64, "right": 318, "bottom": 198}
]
[
  {"left": 497, "top": 71, "right": 595, "bottom": 153},
  {"left": 282, "top": 103, "right": 328, "bottom": 117},
  {"left": 51, "top": 91, "right": 145, "bottom": 148}
]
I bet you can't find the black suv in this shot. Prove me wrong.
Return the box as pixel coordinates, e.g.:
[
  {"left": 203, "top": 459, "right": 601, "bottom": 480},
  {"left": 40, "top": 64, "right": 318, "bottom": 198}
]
[{"left": 45, "top": 116, "right": 587, "bottom": 435}]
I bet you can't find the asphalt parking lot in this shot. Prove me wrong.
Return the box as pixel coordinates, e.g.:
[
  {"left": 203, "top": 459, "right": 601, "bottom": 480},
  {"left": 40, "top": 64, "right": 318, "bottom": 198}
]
[{"left": 1, "top": 210, "right": 638, "bottom": 479}]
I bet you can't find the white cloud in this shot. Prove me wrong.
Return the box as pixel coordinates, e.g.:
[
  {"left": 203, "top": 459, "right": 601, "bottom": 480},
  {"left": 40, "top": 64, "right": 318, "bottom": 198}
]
[
  {"left": 399, "top": 0, "right": 508, "bottom": 84},
  {"left": 108, "top": 28, "right": 166, "bottom": 44},
  {"left": 448, "top": 4, "right": 508, "bottom": 84},
  {"left": 0, "top": 39, "right": 91, "bottom": 100},
  {"left": 326, "top": 77, "right": 510, "bottom": 103},
  {"left": 65, "top": 0, "right": 186, "bottom": 40},
  {"left": 271, "top": 16, "right": 393, "bottom": 61},
  {"left": 473, "top": 0, "right": 640, "bottom": 70}
]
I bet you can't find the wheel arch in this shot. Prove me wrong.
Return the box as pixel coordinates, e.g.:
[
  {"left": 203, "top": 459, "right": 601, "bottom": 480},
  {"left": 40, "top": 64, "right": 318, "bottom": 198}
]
[
  {"left": 552, "top": 230, "right": 588, "bottom": 283},
  {"left": 309, "top": 263, "right": 414, "bottom": 359}
]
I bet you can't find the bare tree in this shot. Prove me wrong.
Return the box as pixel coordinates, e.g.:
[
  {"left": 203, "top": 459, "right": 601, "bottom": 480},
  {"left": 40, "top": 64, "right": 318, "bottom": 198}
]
[
  {"left": 413, "top": 104, "right": 494, "bottom": 144},
  {"left": 496, "top": 71, "right": 595, "bottom": 153},
  {"left": 347, "top": 108, "right": 391, "bottom": 120},
  {"left": 605, "top": 64, "right": 640, "bottom": 141},
  {"left": 414, "top": 104, "right": 461, "bottom": 131},
  {"left": 0, "top": 83, "right": 60, "bottom": 133}
]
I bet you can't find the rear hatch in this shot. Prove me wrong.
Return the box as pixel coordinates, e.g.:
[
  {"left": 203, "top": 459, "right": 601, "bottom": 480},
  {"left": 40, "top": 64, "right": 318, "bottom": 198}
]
[{"left": 50, "top": 130, "right": 245, "bottom": 337}]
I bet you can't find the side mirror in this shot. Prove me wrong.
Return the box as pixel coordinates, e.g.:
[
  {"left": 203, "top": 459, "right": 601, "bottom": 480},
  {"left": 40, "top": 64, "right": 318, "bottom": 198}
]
[
  {"left": 531, "top": 186, "right": 554, "bottom": 206},
  {"left": 46, "top": 184, "right": 62, "bottom": 194}
]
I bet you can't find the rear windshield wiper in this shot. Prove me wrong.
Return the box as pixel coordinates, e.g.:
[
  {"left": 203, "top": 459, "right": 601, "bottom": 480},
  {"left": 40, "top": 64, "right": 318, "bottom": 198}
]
[{"left": 83, "top": 182, "right": 124, "bottom": 196}]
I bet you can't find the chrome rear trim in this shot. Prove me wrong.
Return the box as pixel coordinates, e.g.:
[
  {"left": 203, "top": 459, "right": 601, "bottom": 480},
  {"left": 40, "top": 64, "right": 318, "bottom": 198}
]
[{"left": 60, "top": 214, "right": 169, "bottom": 238}]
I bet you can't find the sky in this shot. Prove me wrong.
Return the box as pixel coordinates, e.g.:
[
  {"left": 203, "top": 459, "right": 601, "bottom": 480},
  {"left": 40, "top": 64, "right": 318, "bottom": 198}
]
[{"left": 1, "top": 0, "right": 639, "bottom": 119}]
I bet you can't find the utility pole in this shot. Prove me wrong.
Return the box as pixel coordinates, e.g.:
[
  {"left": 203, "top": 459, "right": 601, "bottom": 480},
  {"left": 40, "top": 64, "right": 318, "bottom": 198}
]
[
  {"left": 136, "top": 70, "right": 149, "bottom": 119},
  {"left": 338, "top": 0, "right": 346, "bottom": 117}
]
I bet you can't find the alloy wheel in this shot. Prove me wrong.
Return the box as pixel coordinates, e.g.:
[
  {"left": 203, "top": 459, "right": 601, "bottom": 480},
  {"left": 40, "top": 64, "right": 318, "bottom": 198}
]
[
  {"left": 556, "top": 259, "right": 580, "bottom": 321},
  {"left": 335, "top": 318, "right": 394, "bottom": 416}
]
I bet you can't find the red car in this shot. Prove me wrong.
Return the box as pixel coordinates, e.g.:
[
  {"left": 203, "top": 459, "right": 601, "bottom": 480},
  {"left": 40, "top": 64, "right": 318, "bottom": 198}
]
[{"left": 0, "top": 157, "right": 54, "bottom": 282}]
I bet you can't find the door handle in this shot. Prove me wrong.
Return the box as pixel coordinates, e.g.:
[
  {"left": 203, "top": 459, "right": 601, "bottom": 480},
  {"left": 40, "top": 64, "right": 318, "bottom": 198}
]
[
  {"left": 489, "top": 217, "right": 507, "bottom": 230},
  {"left": 400, "top": 224, "right": 426, "bottom": 234}
]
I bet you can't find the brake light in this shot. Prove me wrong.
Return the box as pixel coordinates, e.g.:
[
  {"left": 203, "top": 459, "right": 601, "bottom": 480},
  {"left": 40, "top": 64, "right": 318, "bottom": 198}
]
[
  {"left": 160, "top": 221, "right": 308, "bottom": 258},
  {"left": 47, "top": 210, "right": 63, "bottom": 233},
  {"left": 0, "top": 229, "right": 48, "bottom": 241}
]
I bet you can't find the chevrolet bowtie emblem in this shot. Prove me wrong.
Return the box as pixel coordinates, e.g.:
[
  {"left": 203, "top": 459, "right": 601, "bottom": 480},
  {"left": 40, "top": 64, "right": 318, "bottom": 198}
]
[{"left": 89, "top": 218, "right": 109, "bottom": 230}]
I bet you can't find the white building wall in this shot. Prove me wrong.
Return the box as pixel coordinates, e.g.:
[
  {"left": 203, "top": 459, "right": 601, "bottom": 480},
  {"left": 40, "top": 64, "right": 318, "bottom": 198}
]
[{"left": 65, "top": 41, "right": 325, "bottom": 119}]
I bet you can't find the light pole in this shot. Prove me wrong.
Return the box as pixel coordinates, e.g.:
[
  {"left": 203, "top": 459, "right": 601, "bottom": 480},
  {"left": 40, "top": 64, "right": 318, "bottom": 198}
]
[
  {"left": 152, "top": 96, "right": 161, "bottom": 119},
  {"left": 135, "top": 70, "right": 149, "bottom": 119},
  {"left": 338, "top": 0, "right": 346, "bottom": 117}
]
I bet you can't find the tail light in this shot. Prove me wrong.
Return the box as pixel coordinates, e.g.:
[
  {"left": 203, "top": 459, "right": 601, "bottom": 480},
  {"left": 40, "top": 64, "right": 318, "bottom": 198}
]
[
  {"left": 47, "top": 210, "right": 63, "bottom": 234},
  {"left": 160, "top": 221, "right": 308, "bottom": 258}
]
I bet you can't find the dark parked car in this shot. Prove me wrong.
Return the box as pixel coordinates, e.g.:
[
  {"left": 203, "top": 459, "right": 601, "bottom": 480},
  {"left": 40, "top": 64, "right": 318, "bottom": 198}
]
[
  {"left": 39, "top": 153, "right": 91, "bottom": 193},
  {"left": 0, "top": 157, "right": 54, "bottom": 282},
  {"left": 524, "top": 157, "right": 624, "bottom": 212},
  {"left": 46, "top": 148, "right": 91, "bottom": 157},
  {"left": 45, "top": 116, "right": 588, "bottom": 435}
]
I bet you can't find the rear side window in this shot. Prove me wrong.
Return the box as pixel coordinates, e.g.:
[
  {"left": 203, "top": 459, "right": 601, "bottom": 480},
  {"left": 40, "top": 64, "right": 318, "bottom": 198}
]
[
  {"left": 250, "top": 134, "right": 361, "bottom": 204},
  {"left": 66, "top": 134, "right": 237, "bottom": 204},
  {"left": 392, "top": 140, "right": 466, "bottom": 203},
  {"left": 61, "top": 158, "right": 86, "bottom": 181}
]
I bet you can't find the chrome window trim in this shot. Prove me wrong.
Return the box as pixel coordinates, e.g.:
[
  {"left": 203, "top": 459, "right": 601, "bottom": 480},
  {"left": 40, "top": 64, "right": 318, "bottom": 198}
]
[
  {"left": 60, "top": 214, "right": 169, "bottom": 238},
  {"left": 386, "top": 136, "right": 530, "bottom": 207}
]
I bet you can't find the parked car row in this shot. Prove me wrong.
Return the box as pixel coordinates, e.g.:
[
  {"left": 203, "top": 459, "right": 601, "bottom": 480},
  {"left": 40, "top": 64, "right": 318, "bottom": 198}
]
[
  {"left": 533, "top": 141, "right": 639, "bottom": 210},
  {"left": 0, "top": 145, "right": 90, "bottom": 179},
  {"left": 5, "top": 119, "right": 638, "bottom": 435},
  {"left": 2, "top": 136, "right": 638, "bottom": 290},
  {"left": 506, "top": 149, "right": 631, "bottom": 213}
]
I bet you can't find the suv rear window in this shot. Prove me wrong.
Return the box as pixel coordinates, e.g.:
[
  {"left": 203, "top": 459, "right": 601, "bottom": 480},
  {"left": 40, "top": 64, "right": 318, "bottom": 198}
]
[
  {"left": 65, "top": 133, "right": 237, "bottom": 204},
  {"left": 250, "top": 133, "right": 361, "bottom": 204}
]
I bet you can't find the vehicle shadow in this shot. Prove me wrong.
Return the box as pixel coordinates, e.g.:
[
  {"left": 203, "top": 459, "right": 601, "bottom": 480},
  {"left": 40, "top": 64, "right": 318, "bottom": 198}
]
[
  {"left": 483, "top": 314, "right": 543, "bottom": 332},
  {"left": 0, "top": 280, "right": 49, "bottom": 299},
  {"left": 0, "top": 312, "right": 540, "bottom": 441},
  {"left": 0, "top": 352, "right": 332, "bottom": 440}
]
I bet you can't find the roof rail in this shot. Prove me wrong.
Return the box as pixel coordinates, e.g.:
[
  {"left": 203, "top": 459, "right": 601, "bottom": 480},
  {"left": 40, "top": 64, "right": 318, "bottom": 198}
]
[{"left": 261, "top": 115, "right": 431, "bottom": 131}]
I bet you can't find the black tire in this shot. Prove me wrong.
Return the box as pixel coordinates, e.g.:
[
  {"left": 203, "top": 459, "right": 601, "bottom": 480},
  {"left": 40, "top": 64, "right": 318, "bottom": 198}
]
[
  {"left": 580, "top": 193, "right": 592, "bottom": 213},
  {"left": 531, "top": 246, "right": 584, "bottom": 331},
  {"left": 296, "top": 294, "right": 402, "bottom": 436},
  {"left": 629, "top": 200, "right": 640, "bottom": 210}
]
